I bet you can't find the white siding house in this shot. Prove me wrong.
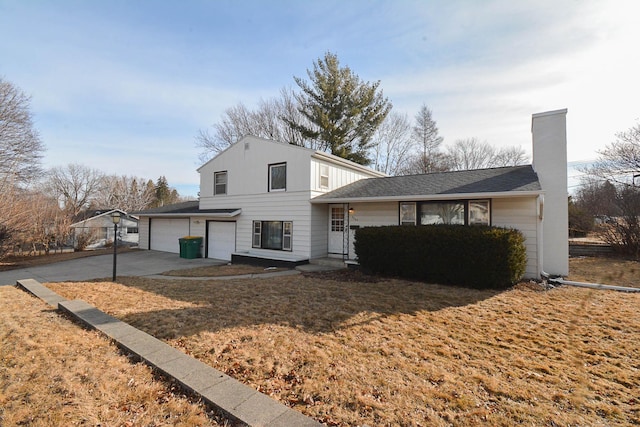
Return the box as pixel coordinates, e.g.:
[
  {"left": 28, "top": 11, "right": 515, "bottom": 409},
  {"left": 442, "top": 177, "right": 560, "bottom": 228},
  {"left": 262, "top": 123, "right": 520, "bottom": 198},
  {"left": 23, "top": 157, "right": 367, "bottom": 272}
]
[
  {"left": 70, "top": 209, "right": 139, "bottom": 248},
  {"left": 137, "top": 109, "right": 569, "bottom": 278}
]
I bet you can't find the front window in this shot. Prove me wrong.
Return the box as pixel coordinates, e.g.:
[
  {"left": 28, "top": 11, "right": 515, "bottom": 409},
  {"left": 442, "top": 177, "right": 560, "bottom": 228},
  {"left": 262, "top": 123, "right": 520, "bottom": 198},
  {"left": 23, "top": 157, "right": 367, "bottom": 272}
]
[
  {"left": 400, "top": 202, "right": 416, "bottom": 225},
  {"left": 400, "top": 200, "right": 490, "bottom": 226},
  {"left": 252, "top": 220, "right": 293, "bottom": 251},
  {"left": 269, "top": 163, "right": 286, "bottom": 191},
  {"left": 469, "top": 200, "right": 490, "bottom": 225},
  {"left": 420, "top": 202, "right": 465, "bottom": 225},
  {"left": 214, "top": 171, "right": 227, "bottom": 195}
]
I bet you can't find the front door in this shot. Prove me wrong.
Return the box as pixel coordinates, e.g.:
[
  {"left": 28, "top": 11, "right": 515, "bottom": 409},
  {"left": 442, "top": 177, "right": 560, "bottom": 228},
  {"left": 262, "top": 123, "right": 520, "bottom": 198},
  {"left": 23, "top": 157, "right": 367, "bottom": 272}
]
[{"left": 328, "top": 204, "right": 347, "bottom": 258}]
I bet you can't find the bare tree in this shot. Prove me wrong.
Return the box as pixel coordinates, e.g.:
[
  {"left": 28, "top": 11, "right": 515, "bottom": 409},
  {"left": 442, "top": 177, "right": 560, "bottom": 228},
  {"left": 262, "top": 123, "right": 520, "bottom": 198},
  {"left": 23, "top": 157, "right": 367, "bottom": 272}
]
[
  {"left": 371, "top": 112, "right": 416, "bottom": 175},
  {"left": 0, "top": 78, "right": 45, "bottom": 193},
  {"left": 46, "top": 164, "right": 105, "bottom": 217},
  {"left": 585, "top": 123, "right": 640, "bottom": 186},
  {"left": 446, "top": 138, "right": 527, "bottom": 171},
  {"left": 402, "top": 152, "right": 452, "bottom": 175},
  {"left": 0, "top": 78, "right": 46, "bottom": 258},
  {"left": 196, "top": 87, "right": 311, "bottom": 163},
  {"left": 92, "top": 175, "right": 155, "bottom": 212},
  {"left": 413, "top": 104, "right": 443, "bottom": 163}
]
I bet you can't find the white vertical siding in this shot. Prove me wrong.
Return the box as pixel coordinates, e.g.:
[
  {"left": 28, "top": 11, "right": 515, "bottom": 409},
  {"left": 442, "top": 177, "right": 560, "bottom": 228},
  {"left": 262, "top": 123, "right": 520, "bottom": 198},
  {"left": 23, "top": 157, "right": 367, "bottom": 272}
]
[
  {"left": 492, "top": 197, "right": 540, "bottom": 278},
  {"left": 310, "top": 158, "right": 382, "bottom": 195}
]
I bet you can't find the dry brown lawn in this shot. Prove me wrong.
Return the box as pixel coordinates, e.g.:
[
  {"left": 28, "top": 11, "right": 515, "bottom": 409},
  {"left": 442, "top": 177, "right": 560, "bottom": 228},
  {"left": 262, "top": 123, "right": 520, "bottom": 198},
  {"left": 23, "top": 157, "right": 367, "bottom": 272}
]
[
  {"left": 568, "top": 256, "right": 640, "bottom": 288},
  {"left": 46, "top": 257, "right": 640, "bottom": 426},
  {"left": 162, "top": 264, "right": 289, "bottom": 277},
  {"left": 0, "top": 286, "right": 228, "bottom": 426}
]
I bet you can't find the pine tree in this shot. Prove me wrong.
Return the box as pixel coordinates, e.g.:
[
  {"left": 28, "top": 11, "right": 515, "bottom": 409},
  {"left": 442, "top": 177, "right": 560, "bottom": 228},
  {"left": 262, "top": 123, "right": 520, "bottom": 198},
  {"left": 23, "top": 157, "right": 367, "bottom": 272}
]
[{"left": 288, "top": 52, "right": 392, "bottom": 165}]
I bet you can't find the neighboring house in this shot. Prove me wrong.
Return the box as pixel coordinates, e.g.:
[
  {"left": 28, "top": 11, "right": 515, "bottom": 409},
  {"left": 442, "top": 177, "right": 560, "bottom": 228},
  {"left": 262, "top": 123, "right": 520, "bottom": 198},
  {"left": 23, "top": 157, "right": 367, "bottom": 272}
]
[
  {"left": 136, "top": 109, "right": 569, "bottom": 278},
  {"left": 71, "top": 209, "right": 140, "bottom": 248}
]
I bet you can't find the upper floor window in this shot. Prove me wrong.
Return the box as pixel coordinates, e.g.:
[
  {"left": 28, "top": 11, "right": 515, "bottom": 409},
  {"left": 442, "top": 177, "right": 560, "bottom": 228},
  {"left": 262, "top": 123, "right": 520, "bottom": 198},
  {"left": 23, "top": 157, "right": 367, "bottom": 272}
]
[
  {"left": 214, "top": 171, "right": 227, "bottom": 195},
  {"left": 319, "top": 164, "right": 329, "bottom": 189},
  {"left": 269, "top": 163, "right": 286, "bottom": 192}
]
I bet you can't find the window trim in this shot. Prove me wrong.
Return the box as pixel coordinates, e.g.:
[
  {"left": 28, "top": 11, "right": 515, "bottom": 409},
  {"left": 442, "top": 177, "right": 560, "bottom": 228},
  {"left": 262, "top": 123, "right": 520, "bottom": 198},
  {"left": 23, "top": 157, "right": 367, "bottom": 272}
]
[
  {"left": 268, "top": 163, "right": 287, "bottom": 192},
  {"left": 252, "top": 221, "right": 262, "bottom": 248},
  {"left": 214, "top": 171, "right": 227, "bottom": 195}
]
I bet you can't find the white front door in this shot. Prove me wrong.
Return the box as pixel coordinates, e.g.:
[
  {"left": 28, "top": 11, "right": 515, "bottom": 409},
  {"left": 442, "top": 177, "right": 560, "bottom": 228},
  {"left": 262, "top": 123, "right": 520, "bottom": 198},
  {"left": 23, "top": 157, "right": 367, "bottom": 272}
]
[{"left": 328, "top": 204, "right": 346, "bottom": 258}]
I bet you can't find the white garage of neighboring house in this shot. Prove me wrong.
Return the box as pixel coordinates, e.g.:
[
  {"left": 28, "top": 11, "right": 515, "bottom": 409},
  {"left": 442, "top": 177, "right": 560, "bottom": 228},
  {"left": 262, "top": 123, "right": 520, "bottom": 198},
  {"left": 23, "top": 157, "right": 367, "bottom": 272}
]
[{"left": 136, "top": 201, "right": 240, "bottom": 261}]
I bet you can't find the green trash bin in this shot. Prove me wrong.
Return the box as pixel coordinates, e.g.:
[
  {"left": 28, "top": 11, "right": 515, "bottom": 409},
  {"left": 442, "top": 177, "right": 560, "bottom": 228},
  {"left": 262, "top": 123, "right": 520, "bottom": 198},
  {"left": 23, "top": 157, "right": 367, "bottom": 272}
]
[{"left": 179, "top": 236, "right": 202, "bottom": 259}]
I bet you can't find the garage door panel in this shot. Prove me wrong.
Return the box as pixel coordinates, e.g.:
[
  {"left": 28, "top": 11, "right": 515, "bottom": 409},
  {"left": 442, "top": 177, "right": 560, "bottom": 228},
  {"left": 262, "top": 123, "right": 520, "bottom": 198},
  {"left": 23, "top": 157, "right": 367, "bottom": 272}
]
[
  {"left": 150, "top": 218, "right": 190, "bottom": 253},
  {"left": 208, "top": 222, "right": 235, "bottom": 261}
]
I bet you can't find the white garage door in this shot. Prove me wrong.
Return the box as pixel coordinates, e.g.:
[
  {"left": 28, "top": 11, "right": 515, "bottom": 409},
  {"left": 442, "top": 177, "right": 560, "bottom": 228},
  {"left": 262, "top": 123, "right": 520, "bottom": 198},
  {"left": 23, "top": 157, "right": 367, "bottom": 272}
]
[
  {"left": 208, "top": 222, "right": 236, "bottom": 261},
  {"left": 150, "top": 218, "right": 190, "bottom": 253}
]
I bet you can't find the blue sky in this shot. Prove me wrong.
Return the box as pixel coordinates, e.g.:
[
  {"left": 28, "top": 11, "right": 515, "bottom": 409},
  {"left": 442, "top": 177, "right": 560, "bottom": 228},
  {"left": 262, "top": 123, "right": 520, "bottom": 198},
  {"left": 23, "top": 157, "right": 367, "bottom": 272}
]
[{"left": 1, "top": 0, "right": 639, "bottom": 197}]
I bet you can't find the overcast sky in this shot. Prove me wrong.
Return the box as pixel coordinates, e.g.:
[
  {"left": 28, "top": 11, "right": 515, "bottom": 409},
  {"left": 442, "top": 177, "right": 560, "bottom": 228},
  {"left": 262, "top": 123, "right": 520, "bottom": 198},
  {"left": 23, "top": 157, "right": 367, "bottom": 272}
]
[{"left": 1, "top": 0, "right": 638, "bottom": 197}]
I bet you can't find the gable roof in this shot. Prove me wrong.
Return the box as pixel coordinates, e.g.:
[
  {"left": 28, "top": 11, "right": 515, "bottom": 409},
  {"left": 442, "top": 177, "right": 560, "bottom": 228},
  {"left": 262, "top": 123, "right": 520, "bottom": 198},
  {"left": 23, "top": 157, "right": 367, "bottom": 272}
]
[
  {"left": 311, "top": 165, "right": 542, "bottom": 203},
  {"left": 196, "top": 135, "right": 386, "bottom": 178},
  {"left": 70, "top": 209, "right": 138, "bottom": 227},
  {"left": 133, "top": 200, "right": 241, "bottom": 217}
]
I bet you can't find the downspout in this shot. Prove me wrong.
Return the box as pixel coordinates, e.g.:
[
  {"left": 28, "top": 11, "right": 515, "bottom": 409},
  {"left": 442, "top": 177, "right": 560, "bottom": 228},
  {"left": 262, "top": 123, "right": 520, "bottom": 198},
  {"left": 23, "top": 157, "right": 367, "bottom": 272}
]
[{"left": 541, "top": 271, "right": 640, "bottom": 293}]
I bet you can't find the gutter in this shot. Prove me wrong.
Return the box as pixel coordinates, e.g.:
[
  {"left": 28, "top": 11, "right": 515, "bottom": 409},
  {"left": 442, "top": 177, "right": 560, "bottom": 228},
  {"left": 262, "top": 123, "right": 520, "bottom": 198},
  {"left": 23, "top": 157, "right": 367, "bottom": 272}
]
[{"left": 541, "top": 272, "right": 640, "bottom": 293}]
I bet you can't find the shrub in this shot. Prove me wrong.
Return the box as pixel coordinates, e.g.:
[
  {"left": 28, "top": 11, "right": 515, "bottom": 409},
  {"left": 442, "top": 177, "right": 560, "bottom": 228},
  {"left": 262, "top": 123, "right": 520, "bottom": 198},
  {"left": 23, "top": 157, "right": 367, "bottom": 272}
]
[
  {"left": 75, "top": 230, "right": 99, "bottom": 251},
  {"left": 354, "top": 225, "right": 527, "bottom": 289}
]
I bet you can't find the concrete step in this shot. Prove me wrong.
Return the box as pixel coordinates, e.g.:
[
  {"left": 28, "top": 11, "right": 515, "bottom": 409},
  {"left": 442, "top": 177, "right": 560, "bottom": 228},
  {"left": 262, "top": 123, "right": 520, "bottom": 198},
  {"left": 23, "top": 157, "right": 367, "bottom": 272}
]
[{"left": 309, "top": 257, "right": 346, "bottom": 268}]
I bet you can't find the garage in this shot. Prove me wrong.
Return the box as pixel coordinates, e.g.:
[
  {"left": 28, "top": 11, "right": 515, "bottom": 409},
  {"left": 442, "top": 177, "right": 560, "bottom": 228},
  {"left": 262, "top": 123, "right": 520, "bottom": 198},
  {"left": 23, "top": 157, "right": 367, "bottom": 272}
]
[
  {"left": 150, "top": 218, "right": 190, "bottom": 253},
  {"left": 207, "top": 221, "right": 236, "bottom": 260}
]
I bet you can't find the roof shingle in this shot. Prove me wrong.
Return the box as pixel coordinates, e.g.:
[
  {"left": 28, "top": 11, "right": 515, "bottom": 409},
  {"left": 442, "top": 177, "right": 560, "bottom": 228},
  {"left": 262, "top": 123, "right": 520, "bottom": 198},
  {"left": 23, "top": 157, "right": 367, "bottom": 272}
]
[{"left": 313, "top": 165, "right": 541, "bottom": 201}]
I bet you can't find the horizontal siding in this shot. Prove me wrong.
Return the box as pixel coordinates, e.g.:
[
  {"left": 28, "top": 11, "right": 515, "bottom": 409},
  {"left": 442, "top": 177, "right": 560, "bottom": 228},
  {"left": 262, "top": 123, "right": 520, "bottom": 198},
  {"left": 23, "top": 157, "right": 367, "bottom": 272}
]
[
  {"left": 202, "top": 191, "right": 314, "bottom": 259},
  {"left": 492, "top": 197, "right": 539, "bottom": 278}
]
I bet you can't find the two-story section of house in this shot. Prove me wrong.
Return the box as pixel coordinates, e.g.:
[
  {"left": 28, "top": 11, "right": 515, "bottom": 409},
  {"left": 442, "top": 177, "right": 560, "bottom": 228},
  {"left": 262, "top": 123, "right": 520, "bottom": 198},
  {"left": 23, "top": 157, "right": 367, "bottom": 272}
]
[{"left": 136, "top": 136, "right": 386, "bottom": 264}]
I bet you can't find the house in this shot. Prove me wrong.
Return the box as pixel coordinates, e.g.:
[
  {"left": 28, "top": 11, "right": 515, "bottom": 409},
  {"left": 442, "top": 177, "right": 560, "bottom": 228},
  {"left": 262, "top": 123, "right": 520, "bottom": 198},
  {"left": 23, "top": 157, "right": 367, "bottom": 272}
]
[
  {"left": 70, "top": 209, "right": 139, "bottom": 248},
  {"left": 137, "top": 109, "right": 568, "bottom": 278}
]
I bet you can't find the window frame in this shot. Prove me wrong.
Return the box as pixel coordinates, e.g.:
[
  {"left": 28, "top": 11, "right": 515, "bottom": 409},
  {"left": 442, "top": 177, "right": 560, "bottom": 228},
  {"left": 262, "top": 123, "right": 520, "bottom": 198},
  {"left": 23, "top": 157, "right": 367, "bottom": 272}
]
[
  {"left": 399, "top": 202, "right": 417, "bottom": 225},
  {"left": 268, "top": 163, "right": 287, "bottom": 192},
  {"left": 319, "top": 164, "right": 329, "bottom": 189},
  {"left": 252, "top": 220, "right": 293, "bottom": 252},
  {"left": 399, "top": 199, "right": 491, "bottom": 226},
  {"left": 214, "top": 171, "right": 227, "bottom": 195}
]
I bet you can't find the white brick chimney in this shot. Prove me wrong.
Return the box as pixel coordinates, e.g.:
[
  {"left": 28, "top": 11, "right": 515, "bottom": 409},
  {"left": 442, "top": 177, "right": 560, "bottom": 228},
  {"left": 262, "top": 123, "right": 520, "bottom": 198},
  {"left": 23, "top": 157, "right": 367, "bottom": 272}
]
[{"left": 532, "top": 109, "right": 569, "bottom": 276}]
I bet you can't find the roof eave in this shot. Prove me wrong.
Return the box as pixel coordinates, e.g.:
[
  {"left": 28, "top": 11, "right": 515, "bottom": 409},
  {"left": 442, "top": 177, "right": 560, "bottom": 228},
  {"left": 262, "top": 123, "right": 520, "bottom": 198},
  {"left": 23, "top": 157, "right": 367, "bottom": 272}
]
[
  {"left": 310, "top": 190, "right": 543, "bottom": 204},
  {"left": 137, "top": 209, "right": 242, "bottom": 218}
]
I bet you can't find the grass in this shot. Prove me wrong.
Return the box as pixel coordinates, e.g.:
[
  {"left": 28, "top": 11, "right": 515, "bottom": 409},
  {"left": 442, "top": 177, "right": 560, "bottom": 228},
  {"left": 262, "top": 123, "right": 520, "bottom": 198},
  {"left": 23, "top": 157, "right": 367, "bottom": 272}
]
[
  {"left": 44, "top": 256, "right": 640, "bottom": 426},
  {"left": 567, "top": 256, "right": 640, "bottom": 288},
  {"left": 0, "top": 286, "right": 228, "bottom": 426},
  {"left": 162, "top": 264, "right": 289, "bottom": 277}
]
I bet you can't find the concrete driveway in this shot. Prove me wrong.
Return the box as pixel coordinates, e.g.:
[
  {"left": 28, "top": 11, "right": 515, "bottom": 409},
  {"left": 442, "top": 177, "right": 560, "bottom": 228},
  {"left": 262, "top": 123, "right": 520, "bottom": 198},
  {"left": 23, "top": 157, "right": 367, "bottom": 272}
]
[{"left": 0, "top": 250, "right": 227, "bottom": 286}]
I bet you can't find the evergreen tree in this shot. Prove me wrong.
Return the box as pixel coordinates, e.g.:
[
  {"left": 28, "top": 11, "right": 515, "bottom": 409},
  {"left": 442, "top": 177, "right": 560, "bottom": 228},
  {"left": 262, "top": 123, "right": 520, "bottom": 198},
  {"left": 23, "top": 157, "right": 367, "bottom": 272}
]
[{"left": 288, "top": 52, "right": 392, "bottom": 165}]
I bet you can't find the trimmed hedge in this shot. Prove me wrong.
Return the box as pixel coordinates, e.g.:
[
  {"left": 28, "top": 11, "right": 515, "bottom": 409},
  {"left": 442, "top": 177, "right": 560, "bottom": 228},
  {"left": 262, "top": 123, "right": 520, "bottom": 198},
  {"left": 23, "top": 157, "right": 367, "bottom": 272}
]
[{"left": 354, "top": 225, "right": 527, "bottom": 289}]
